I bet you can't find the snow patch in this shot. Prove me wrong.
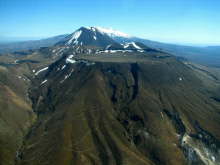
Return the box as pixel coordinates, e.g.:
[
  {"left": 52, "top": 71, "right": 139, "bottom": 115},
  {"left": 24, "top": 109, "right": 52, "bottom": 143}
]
[
  {"left": 35, "top": 67, "right": 48, "bottom": 76},
  {"left": 67, "top": 30, "right": 82, "bottom": 45},
  {"left": 40, "top": 79, "right": 47, "bottom": 85},
  {"left": 132, "top": 42, "right": 142, "bottom": 49},
  {"left": 85, "top": 26, "right": 91, "bottom": 30},
  {"left": 97, "top": 50, "right": 133, "bottom": 54},
  {"left": 211, "top": 156, "right": 215, "bottom": 162},
  {"left": 106, "top": 44, "right": 112, "bottom": 49},
  {"left": 61, "top": 65, "right": 66, "bottom": 70},
  {"left": 123, "top": 42, "right": 142, "bottom": 49},
  {"left": 88, "top": 49, "right": 92, "bottom": 54},
  {"left": 123, "top": 44, "right": 130, "bottom": 49},
  {"left": 66, "top": 55, "right": 76, "bottom": 64}
]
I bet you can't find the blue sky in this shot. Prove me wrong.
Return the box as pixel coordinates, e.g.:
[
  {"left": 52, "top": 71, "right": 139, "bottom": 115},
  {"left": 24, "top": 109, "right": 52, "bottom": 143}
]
[{"left": 0, "top": 0, "right": 220, "bottom": 45}]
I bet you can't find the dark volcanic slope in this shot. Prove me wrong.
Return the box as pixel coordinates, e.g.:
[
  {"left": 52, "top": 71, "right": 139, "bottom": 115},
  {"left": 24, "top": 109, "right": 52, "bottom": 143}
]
[{"left": 16, "top": 51, "right": 220, "bottom": 165}]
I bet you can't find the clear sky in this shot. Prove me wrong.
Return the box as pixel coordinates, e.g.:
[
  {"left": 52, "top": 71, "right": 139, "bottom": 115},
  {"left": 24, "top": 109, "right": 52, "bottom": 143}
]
[{"left": 0, "top": 0, "right": 220, "bottom": 45}]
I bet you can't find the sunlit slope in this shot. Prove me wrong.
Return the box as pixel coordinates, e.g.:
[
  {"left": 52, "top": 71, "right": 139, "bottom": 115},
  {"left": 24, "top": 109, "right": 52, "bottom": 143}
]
[
  {"left": 17, "top": 52, "right": 220, "bottom": 165},
  {"left": 0, "top": 65, "right": 35, "bottom": 165}
]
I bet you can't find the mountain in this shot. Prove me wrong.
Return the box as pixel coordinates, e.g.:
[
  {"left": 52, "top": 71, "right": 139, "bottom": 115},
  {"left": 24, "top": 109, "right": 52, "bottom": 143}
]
[
  {"left": 1, "top": 27, "right": 220, "bottom": 67},
  {"left": 56, "top": 27, "right": 122, "bottom": 48},
  {"left": 0, "top": 26, "right": 220, "bottom": 165},
  {"left": 52, "top": 27, "right": 158, "bottom": 56},
  {"left": 14, "top": 48, "right": 220, "bottom": 165},
  {"left": 0, "top": 34, "right": 68, "bottom": 53}
]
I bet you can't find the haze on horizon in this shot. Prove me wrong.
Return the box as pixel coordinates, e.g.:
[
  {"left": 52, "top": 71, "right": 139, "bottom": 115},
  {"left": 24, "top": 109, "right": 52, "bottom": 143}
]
[{"left": 1, "top": 0, "right": 220, "bottom": 46}]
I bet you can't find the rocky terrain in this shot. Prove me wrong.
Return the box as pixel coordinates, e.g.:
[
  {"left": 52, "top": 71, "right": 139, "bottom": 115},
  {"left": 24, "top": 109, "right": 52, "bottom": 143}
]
[{"left": 0, "top": 27, "right": 220, "bottom": 165}]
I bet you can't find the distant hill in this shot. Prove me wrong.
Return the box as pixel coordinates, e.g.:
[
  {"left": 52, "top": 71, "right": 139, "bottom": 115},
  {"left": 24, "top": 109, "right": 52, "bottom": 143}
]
[
  {"left": 0, "top": 34, "right": 68, "bottom": 53},
  {"left": 114, "top": 36, "right": 220, "bottom": 67}
]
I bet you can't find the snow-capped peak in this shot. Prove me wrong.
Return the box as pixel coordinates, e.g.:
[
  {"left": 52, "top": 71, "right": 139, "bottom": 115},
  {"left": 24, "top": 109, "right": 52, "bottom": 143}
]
[
  {"left": 61, "top": 26, "right": 132, "bottom": 47},
  {"left": 84, "top": 27, "right": 131, "bottom": 38},
  {"left": 95, "top": 27, "right": 131, "bottom": 38}
]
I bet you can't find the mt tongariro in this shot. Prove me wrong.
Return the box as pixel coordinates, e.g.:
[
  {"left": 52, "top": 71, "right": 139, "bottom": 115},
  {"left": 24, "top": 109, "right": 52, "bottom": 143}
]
[{"left": 0, "top": 27, "right": 220, "bottom": 165}]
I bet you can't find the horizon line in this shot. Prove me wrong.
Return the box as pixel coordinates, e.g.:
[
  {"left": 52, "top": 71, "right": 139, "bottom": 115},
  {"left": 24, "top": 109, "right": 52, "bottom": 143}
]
[{"left": 0, "top": 34, "right": 220, "bottom": 47}]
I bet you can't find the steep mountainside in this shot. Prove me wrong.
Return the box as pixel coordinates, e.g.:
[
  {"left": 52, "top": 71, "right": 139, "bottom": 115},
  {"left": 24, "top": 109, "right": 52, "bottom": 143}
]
[
  {"left": 0, "top": 64, "right": 36, "bottom": 165},
  {"left": 0, "top": 27, "right": 220, "bottom": 165},
  {"left": 16, "top": 50, "right": 220, "bottom": 165}
]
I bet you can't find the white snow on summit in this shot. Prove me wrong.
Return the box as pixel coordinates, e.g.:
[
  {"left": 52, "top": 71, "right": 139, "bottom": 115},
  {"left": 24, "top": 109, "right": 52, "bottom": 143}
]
[
  {"left": 67, "top": 30, "right": 82, "bottom": 45},
  {"left": 96, "top": 27, "right": 130, "bottom": 38},
  {"left": 85, "top": 27, "right": 131, "bottom": 38}
]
